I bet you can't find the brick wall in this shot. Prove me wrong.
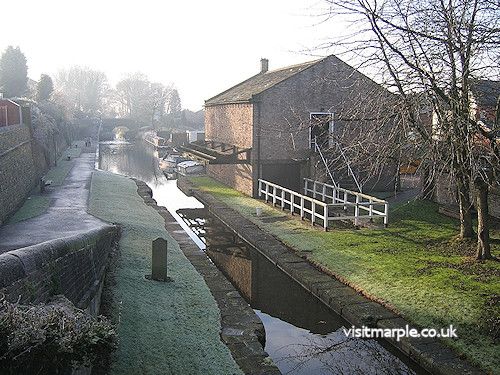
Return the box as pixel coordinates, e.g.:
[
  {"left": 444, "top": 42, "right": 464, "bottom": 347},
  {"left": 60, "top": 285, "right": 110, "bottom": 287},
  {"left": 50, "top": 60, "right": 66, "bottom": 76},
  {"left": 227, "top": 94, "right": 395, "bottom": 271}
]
[
  {"left": 207, "top": 163, "right": 253, "bottom": 196},
  {"left": 205, "top": 103, "right": 253, "bottom": 148},
  {"left": 0, "top": 124, "right": 38, "bottom": 225},
  {"left": 0, "top": 225, "right": 118, "bottom": 314}
]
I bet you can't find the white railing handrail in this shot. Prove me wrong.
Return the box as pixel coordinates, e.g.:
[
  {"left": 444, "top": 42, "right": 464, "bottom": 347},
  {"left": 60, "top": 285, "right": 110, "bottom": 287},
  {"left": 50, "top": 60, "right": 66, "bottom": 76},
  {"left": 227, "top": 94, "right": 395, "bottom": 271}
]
[
  {"left": 258, "top": 178, "right": 389, "bottom": 230},
  {"left": 335, "top": 142, "right": 363, "bottom": 193},
  {"left": 313, "top": 138, "right": 338, "bottom": 189},
  {"left": 303, "top": 178, "right": 387, "bottom": 204}
]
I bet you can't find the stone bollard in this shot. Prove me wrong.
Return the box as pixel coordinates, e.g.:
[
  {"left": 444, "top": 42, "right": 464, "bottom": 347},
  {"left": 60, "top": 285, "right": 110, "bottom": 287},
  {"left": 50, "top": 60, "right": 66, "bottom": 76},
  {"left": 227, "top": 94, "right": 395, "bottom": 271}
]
[{"left": 148, "top": 237, "right": 171, "bottom": 282}]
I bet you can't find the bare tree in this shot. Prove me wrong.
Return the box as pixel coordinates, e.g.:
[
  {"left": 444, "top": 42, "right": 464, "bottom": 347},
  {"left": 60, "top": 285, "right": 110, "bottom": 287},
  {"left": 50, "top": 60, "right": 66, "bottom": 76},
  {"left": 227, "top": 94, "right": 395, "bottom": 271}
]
[
  {"left": 318, "top": 0, "right": 499, "bottom": 257},
  {"left": 54, "top": 66, "right": 109, "bottom": 118}
]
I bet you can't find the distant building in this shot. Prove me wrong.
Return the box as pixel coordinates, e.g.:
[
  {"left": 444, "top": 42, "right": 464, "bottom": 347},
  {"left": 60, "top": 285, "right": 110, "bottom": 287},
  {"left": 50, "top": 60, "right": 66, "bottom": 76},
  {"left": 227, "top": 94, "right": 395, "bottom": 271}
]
[
  {"left": 182, "top": 55, "right": 397, "bottom": 196},
  {"left": 0, "top": 98, "right": 22, "bottom": 127}
]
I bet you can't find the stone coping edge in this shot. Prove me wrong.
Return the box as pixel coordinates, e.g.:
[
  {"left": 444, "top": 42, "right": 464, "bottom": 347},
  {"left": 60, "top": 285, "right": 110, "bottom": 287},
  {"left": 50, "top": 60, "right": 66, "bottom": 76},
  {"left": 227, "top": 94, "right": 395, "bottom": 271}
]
[
  {"left": 178, "top": 177, "right": 485, "bottom": 375},
  {"left": 133, "top": 179, "right": 281, "bottom": 375}
]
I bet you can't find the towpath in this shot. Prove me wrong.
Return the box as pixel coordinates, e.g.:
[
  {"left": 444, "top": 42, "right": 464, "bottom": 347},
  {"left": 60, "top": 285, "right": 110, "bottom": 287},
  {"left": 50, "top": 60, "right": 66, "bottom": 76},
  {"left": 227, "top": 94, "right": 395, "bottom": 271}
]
[{"left": 0, "top": 145, "right": 107, "bottom": 254}]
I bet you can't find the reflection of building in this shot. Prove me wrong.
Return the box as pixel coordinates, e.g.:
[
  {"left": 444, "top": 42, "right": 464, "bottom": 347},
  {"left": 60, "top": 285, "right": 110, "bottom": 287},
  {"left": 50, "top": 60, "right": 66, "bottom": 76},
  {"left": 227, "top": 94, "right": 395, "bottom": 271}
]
[{"left": 182, "top": 56, "right": 397, "bottom": 196}]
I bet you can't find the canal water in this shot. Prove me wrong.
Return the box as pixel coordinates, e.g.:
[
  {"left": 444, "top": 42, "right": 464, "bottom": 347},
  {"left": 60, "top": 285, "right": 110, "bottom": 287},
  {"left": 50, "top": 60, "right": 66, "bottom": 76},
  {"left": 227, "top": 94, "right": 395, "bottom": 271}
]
[{"left": 98, "top": 140, "right": 424, "bottom": 375}]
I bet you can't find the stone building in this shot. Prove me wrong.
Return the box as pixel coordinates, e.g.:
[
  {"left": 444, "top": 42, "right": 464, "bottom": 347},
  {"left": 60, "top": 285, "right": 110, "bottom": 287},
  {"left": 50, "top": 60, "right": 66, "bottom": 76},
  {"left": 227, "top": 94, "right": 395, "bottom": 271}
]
[{"left": 183, "top": 55, "right": 397, "bottom": 196}]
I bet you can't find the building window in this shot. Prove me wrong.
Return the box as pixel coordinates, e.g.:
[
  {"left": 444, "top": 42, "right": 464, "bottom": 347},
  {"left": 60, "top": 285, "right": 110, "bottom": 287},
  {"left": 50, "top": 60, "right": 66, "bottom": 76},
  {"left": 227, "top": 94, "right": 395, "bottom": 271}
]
[{"left": 309, "top": 112, "right": 334, "bottom": 149}]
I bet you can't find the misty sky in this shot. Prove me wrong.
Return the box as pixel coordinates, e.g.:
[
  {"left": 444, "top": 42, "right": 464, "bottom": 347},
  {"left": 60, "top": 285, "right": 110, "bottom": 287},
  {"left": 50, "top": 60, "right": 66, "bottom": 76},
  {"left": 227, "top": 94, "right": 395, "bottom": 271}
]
[{"left": 0, "top": 0, "right": 343, "bottom": 110}]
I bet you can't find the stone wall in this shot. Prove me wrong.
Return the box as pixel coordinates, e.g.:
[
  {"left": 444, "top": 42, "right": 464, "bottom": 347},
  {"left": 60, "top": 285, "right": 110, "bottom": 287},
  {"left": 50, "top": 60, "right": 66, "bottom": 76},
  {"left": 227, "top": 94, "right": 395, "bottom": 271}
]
[
  {"left": 434, "top": 173, "right": 500, "bottom": 218},
  {"left": 0, "top": 225, "right": 118, "bottom": 314},
  {"left": 0, "top": 124, "right": 38, "bottom": 225}
]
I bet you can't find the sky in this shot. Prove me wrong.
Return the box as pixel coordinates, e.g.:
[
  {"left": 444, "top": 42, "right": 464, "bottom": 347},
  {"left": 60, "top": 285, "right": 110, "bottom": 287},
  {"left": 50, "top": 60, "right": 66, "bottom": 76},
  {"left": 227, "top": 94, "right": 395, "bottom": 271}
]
[{"left": 0, "top": 0, "right": 341, "bottom": 111}]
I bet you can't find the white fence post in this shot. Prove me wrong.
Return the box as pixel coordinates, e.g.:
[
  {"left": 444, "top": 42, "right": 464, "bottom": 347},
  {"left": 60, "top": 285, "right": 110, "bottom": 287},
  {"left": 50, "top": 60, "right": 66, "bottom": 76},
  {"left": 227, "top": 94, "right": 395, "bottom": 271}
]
[
  {"left": 281, "top": 189, "right": 285, "bottom": 210},
  {"left": 311, "top": 201, "right": 316, "bottom": 225},
  {"left": 273, "top": 186, "right": 277, "bottom": 206},
  {"left": 313, "top": 181, "right": 317, "bottom": 199},
  {"left": 322, "top": 184, "right": 326, "bottom": 202},
  {"left": 369, "top": 198, "right": 373, "bottom": 221},
  {"left": 304, "top": 179, "right": 308, "bottom": 195},
  {"left": 265, "top": 183, "right": 269, "bottom": 202},
  {"left": 258, "top": 180, "right": 262, "bottom": 198},
  {"left": 384, "top": 203, "right": 389, "bottom": 227},
  {"left": 354, "top": 194, "right": 360, "bottom": 226},
  {"left": 323, "top": 204, "right": 328, "bottom": 231},
  {"left": 300, "top": 196, "right": 304, "bottom": 219}
]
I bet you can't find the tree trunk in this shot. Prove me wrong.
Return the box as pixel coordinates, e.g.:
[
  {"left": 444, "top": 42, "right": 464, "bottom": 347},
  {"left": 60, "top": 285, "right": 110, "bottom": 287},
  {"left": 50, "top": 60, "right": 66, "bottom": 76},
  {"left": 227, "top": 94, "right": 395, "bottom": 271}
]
[
  {"left": 456, "top": 177, "right": 474, "bottom": 238},
  {"left": 421, "top": 165, "right": 434, "bottom": 199},
  {"left": 475, "top": 178, "right": 492, "bottom": 260}
]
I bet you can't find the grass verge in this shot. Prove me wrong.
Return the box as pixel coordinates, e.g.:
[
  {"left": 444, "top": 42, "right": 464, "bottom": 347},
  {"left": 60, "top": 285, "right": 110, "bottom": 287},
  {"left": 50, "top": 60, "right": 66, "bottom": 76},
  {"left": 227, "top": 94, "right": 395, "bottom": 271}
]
[
  {"left": 88, "top": 171, "right": 242, "bottom": 375},
  {"left": 189, "top": 176, "right": 500, "bottom": 373},
  {"left": 7, "top": 196, "right": 51, "bottom": 224}
]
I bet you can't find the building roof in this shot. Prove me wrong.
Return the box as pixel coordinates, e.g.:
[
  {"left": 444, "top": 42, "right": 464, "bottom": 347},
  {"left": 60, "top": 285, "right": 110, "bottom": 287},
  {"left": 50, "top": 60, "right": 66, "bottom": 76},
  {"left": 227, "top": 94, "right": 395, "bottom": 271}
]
[
  {"left": 205, "top": 57, "right": 327, "bottom": 106},
  {"left": 471, "top": 80, "right": 500, "bottom": 108}
]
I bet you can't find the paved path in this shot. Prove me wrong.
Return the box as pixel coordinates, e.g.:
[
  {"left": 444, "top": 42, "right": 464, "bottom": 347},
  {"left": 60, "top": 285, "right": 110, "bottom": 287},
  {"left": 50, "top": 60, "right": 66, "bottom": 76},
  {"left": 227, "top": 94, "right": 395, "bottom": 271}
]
[{"left": 0, "top": 151, "right": 107, "bottom": 254}]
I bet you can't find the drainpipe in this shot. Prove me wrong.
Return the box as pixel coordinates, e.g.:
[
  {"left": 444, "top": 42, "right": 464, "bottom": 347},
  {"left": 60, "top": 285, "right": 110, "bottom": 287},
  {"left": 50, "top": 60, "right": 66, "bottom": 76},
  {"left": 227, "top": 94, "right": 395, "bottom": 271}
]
[{"left": 253, "top": 96, "right": 262, "bottom": 198}]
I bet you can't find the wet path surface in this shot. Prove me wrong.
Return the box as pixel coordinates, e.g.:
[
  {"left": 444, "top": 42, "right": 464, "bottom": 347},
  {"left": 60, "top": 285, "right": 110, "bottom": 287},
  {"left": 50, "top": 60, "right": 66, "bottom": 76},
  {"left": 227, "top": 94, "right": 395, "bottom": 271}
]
[
  {"left": 99, "top": 140, "right": 424, "bottom": 375},
  {"left": 0, "top": 152, "right": 108, "bottom": 253}
]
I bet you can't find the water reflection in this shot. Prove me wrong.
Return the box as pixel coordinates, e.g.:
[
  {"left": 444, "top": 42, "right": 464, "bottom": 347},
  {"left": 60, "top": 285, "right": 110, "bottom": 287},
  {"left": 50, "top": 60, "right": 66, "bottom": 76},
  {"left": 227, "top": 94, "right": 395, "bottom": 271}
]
[
  {"left": 190, "top": 212, "right": 417, "bottom": 375},
  {"left": 98, "top": 141, "right": 204, "bottom": 248}
]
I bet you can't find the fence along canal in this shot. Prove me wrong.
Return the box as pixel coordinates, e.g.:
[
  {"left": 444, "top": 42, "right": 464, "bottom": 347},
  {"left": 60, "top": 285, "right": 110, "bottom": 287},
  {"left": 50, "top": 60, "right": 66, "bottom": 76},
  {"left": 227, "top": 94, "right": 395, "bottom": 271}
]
[{"left": 98, "top": 140, "right": 425, "bottom": 375}]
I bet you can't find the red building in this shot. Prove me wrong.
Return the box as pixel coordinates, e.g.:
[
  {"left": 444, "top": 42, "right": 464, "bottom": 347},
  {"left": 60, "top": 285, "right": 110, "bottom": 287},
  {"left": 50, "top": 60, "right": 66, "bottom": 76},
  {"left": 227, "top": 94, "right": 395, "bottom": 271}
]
[{"left": 0, "top": 99, "right": 22, "bottom": 127}]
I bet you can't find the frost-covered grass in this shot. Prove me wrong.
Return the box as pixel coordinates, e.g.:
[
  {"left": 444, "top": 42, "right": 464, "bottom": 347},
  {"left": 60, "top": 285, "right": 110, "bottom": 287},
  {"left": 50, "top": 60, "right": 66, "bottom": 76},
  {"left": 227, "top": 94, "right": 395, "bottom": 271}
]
[
  {"left": 7, "top": 196, "right": 51, "bottom": 224},
  {"left": 189, "top": 176, "right": 500, "bottom": 373},
  {"left": 88, "top": 171, "right": 242, "bottom": 375}
]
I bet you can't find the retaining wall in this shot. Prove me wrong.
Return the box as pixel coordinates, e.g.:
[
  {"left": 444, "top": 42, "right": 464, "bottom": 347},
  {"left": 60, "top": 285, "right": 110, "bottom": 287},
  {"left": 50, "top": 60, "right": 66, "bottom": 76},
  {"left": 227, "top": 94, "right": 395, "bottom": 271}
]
[
  {"left": 0, "top": 225, "right": 119, "bottom": 314},
  {"left": 0, "top": 125, "right": 38, "bottom": 225}
]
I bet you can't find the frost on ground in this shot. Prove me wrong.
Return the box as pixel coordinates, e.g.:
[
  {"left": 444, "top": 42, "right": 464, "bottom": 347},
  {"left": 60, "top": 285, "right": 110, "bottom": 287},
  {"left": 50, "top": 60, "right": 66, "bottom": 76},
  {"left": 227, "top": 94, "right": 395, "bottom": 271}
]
[{"left": 88, "top": 171, "right": 242, "bottom": 375}]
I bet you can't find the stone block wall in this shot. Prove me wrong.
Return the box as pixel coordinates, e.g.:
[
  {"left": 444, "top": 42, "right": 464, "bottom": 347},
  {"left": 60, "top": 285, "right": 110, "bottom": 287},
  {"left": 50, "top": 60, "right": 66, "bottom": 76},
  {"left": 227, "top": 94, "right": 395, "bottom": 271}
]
[
  {"left": 434, "top": 173, "right": 500, "bottom": 218},
  {"left": 0, "top": 124, "right": 38, "bottom": 225},
  {"left": 0, "top": 225, "right": 118, "bottom": 314}
]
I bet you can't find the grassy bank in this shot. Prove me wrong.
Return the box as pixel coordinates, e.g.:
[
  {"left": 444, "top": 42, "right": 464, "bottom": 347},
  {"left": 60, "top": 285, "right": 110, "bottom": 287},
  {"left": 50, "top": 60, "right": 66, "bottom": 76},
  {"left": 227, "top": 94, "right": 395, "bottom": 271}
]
[
  {"left": 189, "top": 176, "right": 500, "bottom": 373},
  {"left": 88, "top": 171, "right": 242, "bottom": 375}
]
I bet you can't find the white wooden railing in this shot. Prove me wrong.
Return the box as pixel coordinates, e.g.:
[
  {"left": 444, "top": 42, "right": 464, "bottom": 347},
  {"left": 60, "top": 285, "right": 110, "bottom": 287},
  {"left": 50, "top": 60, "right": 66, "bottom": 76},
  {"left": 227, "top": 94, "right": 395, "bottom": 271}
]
[
  {"left": 303, "top": 178, "right": 388, "bottom": 226},
  {"left": 257, "top": 179, "right": 388, "bottom": 230}
]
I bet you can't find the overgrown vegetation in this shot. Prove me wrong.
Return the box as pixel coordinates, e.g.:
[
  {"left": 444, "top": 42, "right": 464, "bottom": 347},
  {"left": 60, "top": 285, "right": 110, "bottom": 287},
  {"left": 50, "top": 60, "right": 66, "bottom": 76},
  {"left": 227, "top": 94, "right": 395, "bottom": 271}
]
[
  {"left": 190, "top": 176, "right": 500, "bottom": 373},
  {"left": 0, "top": 296, "right": 116, "bottom": 375}
]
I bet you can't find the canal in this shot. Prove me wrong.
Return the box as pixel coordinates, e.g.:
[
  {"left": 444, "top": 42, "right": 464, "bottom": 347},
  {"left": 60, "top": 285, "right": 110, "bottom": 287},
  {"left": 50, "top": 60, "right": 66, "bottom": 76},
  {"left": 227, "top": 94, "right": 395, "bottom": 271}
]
[{"left": 98, "top": 140, "right": 425, "bottom": 375}]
